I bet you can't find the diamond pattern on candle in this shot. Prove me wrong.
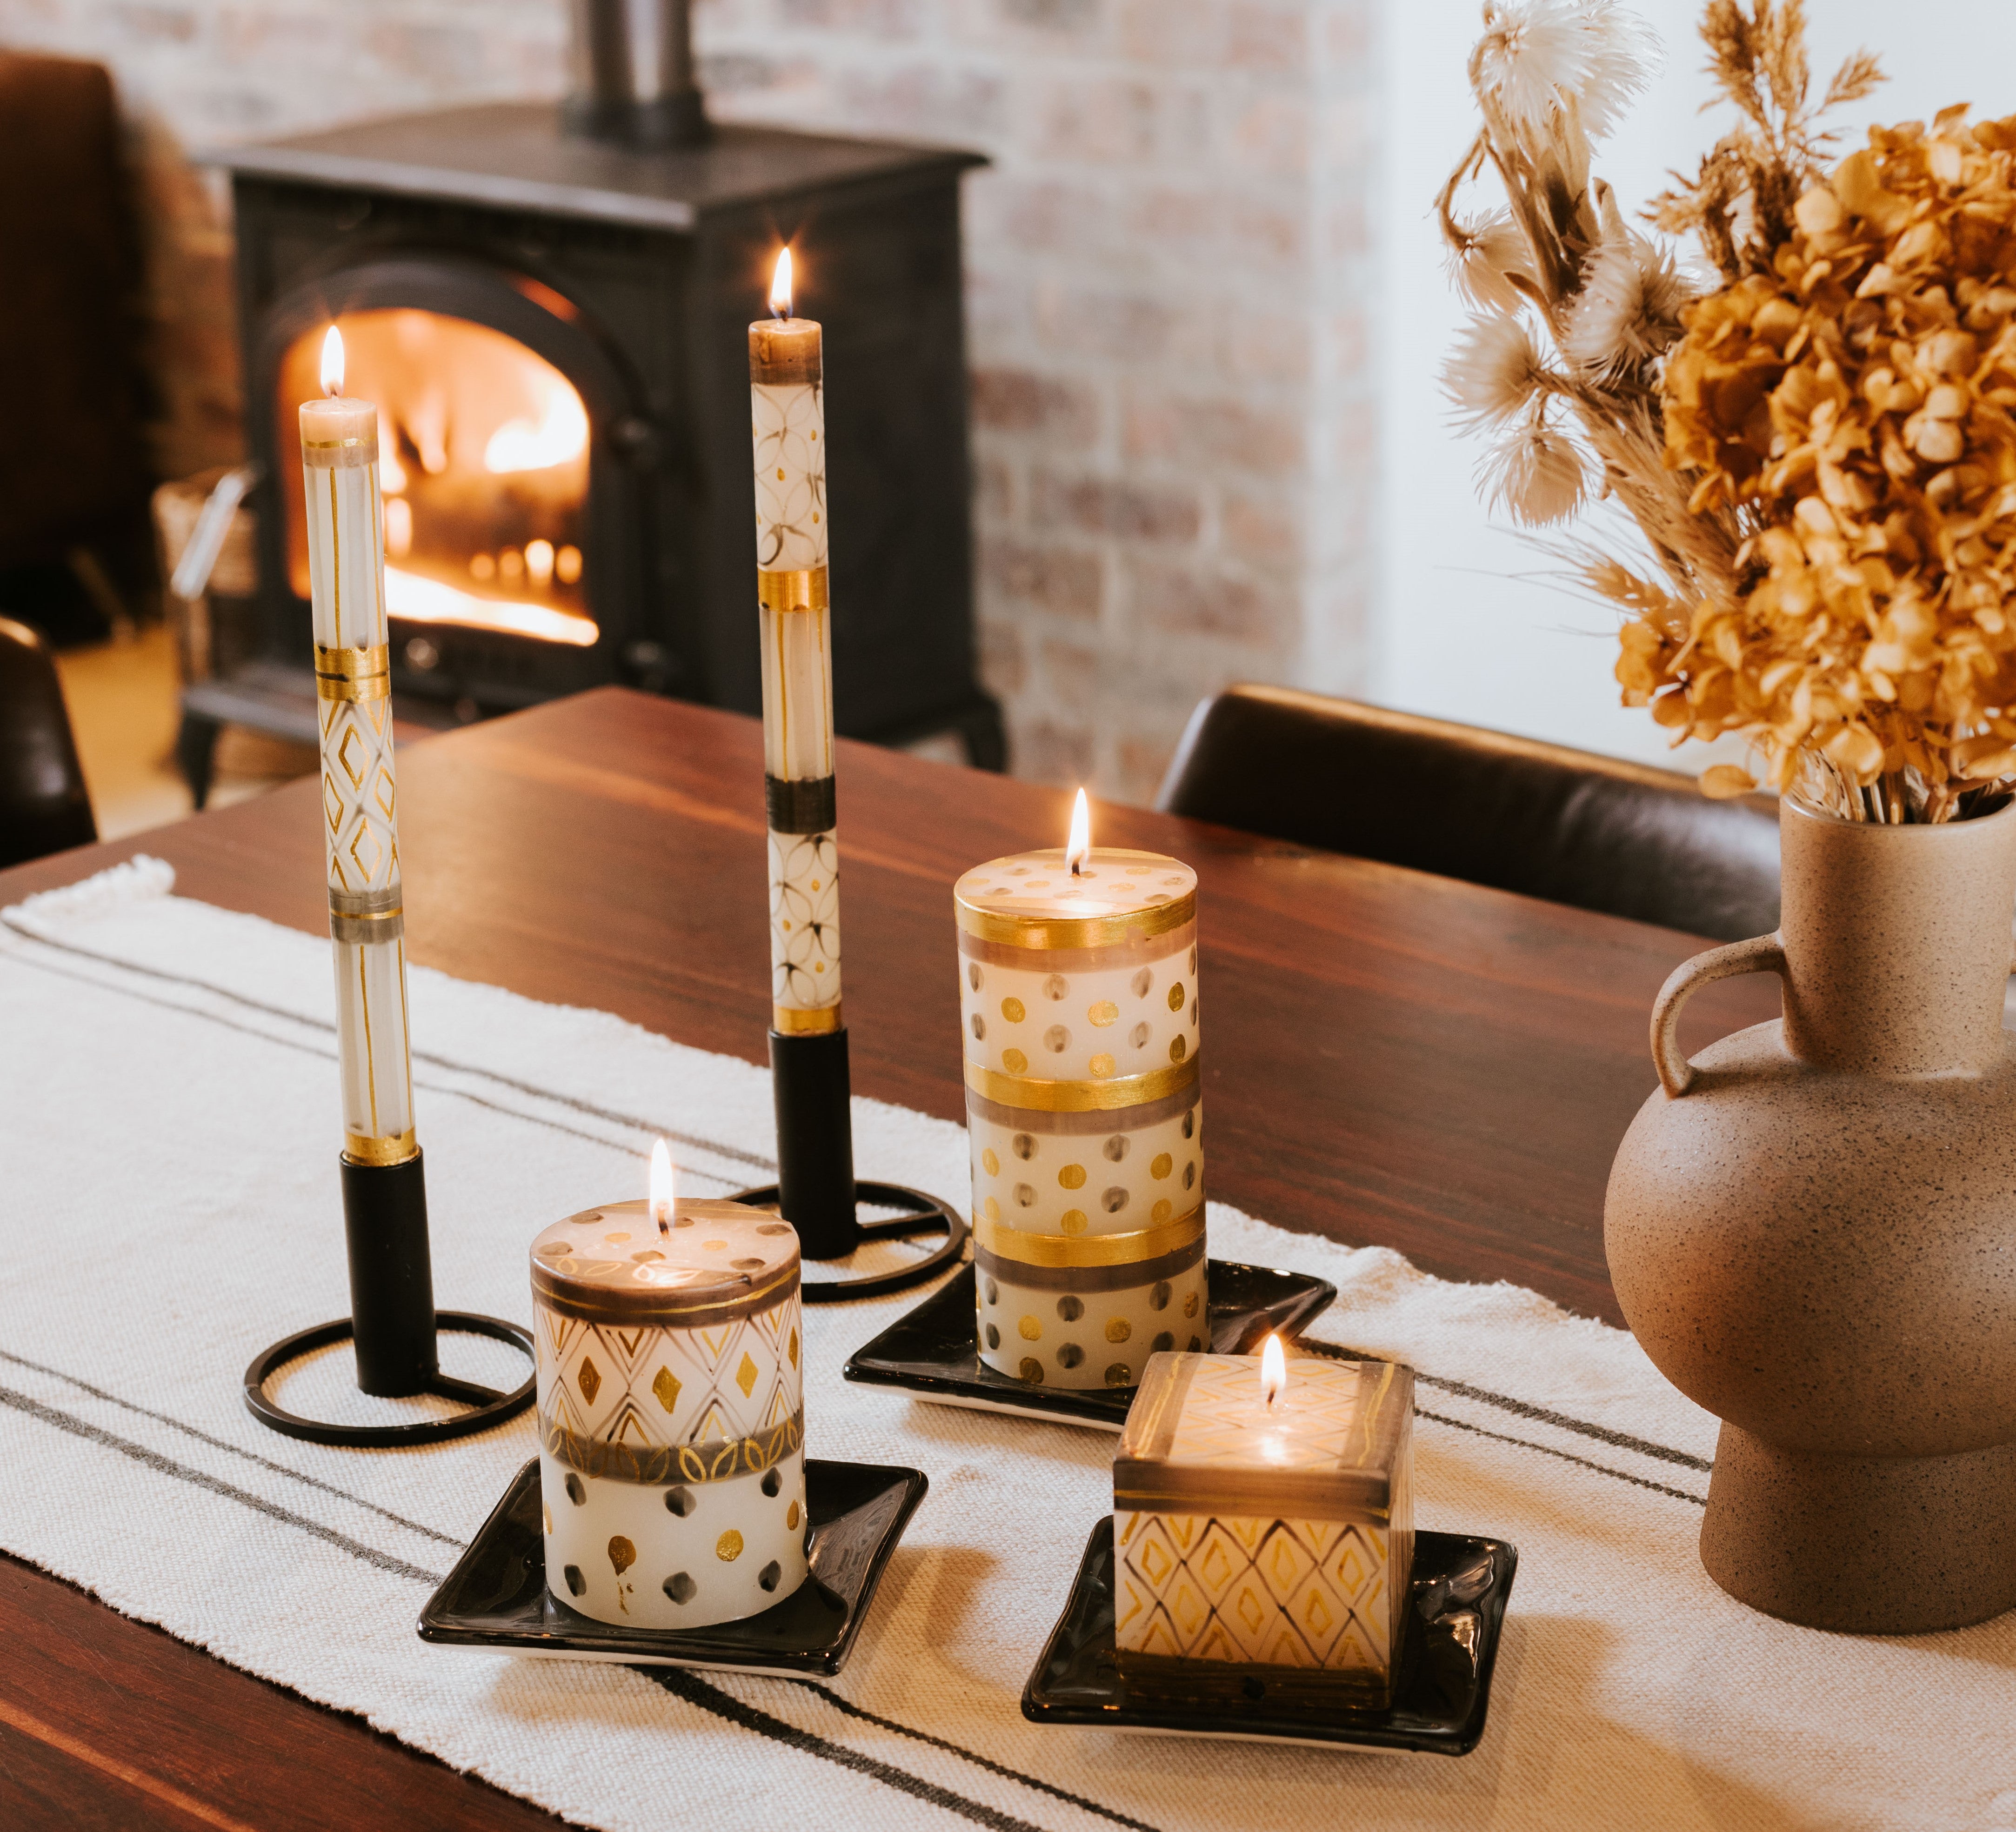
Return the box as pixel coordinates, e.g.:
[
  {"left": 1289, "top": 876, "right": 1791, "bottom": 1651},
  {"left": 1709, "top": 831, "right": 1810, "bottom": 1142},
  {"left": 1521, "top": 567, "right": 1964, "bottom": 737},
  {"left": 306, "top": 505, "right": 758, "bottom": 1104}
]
[
  {"left": 537, "top": 1293, "right": 803, "bottom": 1452},
  {"left": 1115, "top": 1510, "right": 1393, "bottom": 1673},
  {"left": 320, "top": 694, "right": 399, "bottom": 895}
]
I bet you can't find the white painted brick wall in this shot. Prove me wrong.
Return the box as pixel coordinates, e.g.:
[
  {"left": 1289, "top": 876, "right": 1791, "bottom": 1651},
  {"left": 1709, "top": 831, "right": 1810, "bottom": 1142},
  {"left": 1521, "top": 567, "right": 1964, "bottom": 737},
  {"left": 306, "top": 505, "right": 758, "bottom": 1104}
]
[{"left": 5, "top": 0, "right": 1378, "bottom": 800}]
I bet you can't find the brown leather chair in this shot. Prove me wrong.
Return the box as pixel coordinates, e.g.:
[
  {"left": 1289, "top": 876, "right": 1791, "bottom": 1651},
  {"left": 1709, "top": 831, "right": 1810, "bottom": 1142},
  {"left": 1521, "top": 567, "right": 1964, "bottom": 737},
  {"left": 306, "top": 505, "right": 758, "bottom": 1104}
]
[
  {"left": 0, "top": 615, "right": 97, "bottom": 869},
  {"left": 1156, "top": 686, "right": 1781, "bottom": 941}
]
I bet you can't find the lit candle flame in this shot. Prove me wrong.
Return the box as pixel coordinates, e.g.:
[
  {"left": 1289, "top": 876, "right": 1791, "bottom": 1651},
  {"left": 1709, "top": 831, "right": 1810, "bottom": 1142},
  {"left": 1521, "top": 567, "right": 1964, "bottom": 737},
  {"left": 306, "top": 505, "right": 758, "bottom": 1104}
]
[
  {"left": 769, "top": 246, "right": 794, "bottom": 321},
  {"left": 650, "top": 1138, "right": 675, "bottom": 1235},
  {"left": 320, "top": 325, "right": 345, "bottom": 398},
  {"left": 1066, "top": 787, "right": 1090, "bottom": 877},
  {"left": 1261, "top": 1333, "right": 1286, "bottom": 1409}
]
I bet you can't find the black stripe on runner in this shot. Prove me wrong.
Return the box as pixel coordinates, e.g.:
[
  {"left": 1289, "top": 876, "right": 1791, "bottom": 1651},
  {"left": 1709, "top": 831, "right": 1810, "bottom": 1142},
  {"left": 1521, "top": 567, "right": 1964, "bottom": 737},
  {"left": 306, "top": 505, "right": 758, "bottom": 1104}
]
[
  {"left": 1299, "top": 1337, "right": 1714, "bottom": 1472},
  {"left": 784, "top": 1678, "right": 1162, "bottom": 1832},
  {"left": 8, "top": 923, "right": 1713, "bottom": 1515},
  {"left": 0, "top": 1344, "right": 1146, "bottom": 1830},
  {"left": 1419, "top": 1407, "right": 1707, "bottom": 1506},
  {"left": 0, "top": 1384, "right": 447, "bottom": 1583},
  {"left": 0, "top": 1347, "right": 465, "bottom": 1550},
  {"left": 1, "top": 1356, "right": 1079, "bottom": 1832},
  {"left": 652, "top": 1669, "right": 1077, "bottom": 1832},
  {"left": 0, "top": 946, "right": 745, "bottom": 1185},
  {"left": 0, "top": 913, "right": 777, "bottom": 1172}
]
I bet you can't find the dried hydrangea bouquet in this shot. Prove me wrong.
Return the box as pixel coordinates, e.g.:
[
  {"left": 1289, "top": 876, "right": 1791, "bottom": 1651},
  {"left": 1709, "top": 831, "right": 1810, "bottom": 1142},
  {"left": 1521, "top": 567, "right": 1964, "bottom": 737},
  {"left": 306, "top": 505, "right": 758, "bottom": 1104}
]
[
  {"left": 1440, "top": 0, "right": 2016, "bottom": 825},
  {"left": 1457, "top": 1, "right": 2016, "bottom": 1636}
]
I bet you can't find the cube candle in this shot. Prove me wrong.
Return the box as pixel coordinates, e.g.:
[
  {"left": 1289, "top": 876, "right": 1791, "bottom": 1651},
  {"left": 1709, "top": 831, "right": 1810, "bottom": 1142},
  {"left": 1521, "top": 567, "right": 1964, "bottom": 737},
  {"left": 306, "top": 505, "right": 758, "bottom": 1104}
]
[{"left": 1113, "top": 1349, "right": 1415, "bottom": 1705}]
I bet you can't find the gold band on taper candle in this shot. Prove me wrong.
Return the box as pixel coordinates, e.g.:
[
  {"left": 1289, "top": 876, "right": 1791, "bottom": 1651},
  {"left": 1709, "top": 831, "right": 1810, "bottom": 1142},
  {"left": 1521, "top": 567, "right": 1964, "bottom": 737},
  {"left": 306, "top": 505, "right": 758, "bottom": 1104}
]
[
  {"left": 774, "top": 1004, "right": 842, "bottom": 1035},
  {"left": 302, "top": 380, "right": 418, "bottom": 1168},
  {"left": 757, "top": 567, "right": 829, "bottom": 614},
  {"left": 300, "top": 436, "right": 377, "bottom": 467},
  {"left": 344, "top": 1126, "right": 417, "bottom": 1167},
  {"left": 315, "top": 642, "right": 391, "bottom": 700}
]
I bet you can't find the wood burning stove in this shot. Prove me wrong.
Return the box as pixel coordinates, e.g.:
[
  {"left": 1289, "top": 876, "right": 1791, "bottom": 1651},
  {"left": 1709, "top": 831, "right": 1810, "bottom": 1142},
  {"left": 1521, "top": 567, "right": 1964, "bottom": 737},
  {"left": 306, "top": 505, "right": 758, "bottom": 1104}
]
[{"left": 198, "top": 103, "right": 1002, "bottom": 778}]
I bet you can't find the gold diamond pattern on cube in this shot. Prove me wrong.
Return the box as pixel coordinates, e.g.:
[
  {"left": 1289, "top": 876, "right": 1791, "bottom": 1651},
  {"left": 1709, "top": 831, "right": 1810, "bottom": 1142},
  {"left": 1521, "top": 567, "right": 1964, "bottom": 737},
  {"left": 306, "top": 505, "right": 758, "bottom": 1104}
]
[{"left": 1115, "top": 1510, "right": 1393, "bottom": 1672}]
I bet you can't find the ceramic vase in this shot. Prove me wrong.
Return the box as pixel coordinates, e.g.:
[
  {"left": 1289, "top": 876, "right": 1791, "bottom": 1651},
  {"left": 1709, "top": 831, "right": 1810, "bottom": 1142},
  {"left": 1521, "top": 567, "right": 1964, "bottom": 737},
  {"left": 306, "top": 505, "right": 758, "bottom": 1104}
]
[{"left": 1606, "top": 793, "right": 2016, "bottom": 1632}]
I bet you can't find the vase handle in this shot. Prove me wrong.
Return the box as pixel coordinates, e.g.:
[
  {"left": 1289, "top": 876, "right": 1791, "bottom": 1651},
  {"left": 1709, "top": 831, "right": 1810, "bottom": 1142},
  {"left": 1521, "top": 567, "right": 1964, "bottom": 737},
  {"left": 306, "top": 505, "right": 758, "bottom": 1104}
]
[{"left": 1652, "top": 933, "right": 1788, "bottom": 1098}]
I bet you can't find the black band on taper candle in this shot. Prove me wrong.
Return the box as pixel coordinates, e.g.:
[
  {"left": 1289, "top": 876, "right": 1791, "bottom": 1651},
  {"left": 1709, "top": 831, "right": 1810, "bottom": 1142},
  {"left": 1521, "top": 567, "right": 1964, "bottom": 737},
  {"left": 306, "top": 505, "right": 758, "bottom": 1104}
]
[
  {"left": 766, "top": 774, "right": 837, "bottom": 834},
  {"left": 339, "top": 1149, "right": 439, "bottom": 1396}
]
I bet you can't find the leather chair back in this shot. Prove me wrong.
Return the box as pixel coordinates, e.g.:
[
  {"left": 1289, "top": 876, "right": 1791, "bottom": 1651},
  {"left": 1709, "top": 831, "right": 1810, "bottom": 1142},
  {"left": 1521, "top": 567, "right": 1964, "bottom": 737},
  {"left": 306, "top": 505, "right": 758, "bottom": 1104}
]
[
  {"left": 0, "top": 615, "right": 97, "bottom": 869},
  {"left": 1156, "top": 686, "right": 1781, "bottom": 941}
]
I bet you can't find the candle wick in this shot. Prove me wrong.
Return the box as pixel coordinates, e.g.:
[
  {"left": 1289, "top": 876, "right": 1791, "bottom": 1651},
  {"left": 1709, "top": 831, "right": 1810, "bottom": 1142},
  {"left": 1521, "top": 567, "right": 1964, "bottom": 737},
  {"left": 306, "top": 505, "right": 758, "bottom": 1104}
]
[{"left": 656, "top": 1206, "right": 669, "bottom": 1238}]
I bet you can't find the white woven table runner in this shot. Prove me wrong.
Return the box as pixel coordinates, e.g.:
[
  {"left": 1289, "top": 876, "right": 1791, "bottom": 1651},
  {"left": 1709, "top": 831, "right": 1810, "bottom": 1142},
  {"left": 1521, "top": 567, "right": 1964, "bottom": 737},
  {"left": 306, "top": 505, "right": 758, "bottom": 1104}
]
[{"left": 3, "top": 859, "right": 2013, "bottom": 1832}]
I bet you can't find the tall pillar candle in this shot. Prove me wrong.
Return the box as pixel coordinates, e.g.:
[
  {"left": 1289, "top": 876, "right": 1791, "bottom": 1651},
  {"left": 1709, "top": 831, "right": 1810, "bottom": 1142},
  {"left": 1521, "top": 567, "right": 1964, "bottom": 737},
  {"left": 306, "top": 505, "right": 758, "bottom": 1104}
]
[
  {"left": 531, "top": 1159, "right": 809, "bottom": 1630},
  {"left": 750, "top": 250, "right": 840, "bottom": 1039},
  {"left": 300, "top": 329, "right": 416, "bottom": 1170},
  {"left": 955, "top": 808, "right": 1207, "bottom": 1390}
]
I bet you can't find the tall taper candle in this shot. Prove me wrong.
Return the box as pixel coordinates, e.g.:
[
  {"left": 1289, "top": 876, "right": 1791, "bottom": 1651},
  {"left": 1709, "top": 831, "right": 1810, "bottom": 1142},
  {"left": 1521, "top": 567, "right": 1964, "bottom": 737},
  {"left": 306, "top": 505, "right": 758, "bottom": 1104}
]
[
  {"left": 300, "top": 326, "right": 417, "bottom": 1168},
  {"left": 750, "top": 247, "right": 841, "bottom": 1038},
  {"left": 748, "top": 248, "right": 856, "bottom": 1256}
]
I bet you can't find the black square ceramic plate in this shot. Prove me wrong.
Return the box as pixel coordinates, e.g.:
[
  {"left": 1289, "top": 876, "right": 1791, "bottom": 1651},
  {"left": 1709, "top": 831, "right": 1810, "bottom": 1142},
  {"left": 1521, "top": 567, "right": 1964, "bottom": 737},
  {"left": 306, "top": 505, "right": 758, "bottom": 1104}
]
[
  {"left": 418, "top": 1457, "right": 926, "bottom": 1676},
  {"left": 843, "top": 1260, "right": 1336, "bottom": 1432},
  {"left": 1022, "top": 1519, "right": 1516, "bottom": 1755}
]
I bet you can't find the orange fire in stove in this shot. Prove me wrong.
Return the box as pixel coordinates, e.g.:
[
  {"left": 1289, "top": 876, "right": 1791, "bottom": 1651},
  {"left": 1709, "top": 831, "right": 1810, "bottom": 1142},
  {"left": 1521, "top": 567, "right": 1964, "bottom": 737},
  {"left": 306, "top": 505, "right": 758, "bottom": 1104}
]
[{"left": 277, "top": 309, "right": 599, "bottom": 648}]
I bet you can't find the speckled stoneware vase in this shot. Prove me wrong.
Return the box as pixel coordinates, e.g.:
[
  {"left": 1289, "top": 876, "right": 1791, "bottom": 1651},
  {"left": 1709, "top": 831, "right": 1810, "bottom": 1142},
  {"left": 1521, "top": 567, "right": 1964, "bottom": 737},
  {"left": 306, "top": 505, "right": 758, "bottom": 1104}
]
[{"left": 1607, "top": 792, "right": 2016, "bottom": 1633}]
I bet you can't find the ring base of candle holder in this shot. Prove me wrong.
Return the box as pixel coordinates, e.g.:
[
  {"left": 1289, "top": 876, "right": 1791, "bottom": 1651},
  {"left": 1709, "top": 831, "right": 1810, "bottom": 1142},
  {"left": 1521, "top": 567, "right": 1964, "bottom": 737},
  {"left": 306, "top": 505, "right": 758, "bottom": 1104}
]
[
  {"left": 729, "top": 1181, "right": 968, "bottom": 1305},
  {"left": 242, "top": 1312, "right": 536, "bottom": 1448},
  {"left": 242, "top": 1147, "right": 534, "bottom": 1446}
]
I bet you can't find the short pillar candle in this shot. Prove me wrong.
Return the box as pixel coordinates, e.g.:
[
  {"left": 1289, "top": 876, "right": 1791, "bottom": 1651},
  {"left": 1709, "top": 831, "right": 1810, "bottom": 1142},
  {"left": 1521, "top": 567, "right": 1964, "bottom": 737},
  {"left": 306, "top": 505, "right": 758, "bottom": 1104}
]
[
  {"left": 1113, "top": 1344, "right": 1415, "bottom": 1706},
  {"left": 955, "top": 806, "right": 1206, "bottom": 1389},
  {"left": 530, "top": 1173, "right": 809, "bottom": 1630}
]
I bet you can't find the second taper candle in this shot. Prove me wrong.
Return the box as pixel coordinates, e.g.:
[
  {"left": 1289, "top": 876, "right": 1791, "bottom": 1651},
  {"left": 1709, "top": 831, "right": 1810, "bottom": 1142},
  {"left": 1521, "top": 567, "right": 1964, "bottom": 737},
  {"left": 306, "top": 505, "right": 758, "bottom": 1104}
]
[
  {"left": 750, "top": 247, "right": 841, "bottom": 1038},
  {"left": 750, "top": 246, "right": 857, "bottom": 1255}
]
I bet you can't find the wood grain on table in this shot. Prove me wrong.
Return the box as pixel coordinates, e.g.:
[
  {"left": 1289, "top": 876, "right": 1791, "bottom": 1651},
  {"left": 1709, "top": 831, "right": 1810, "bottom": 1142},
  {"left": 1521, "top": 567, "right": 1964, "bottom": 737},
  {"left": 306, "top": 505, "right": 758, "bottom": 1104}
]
[{"left": 0, "top": 686, "right": 1778, "bottom": 1829}]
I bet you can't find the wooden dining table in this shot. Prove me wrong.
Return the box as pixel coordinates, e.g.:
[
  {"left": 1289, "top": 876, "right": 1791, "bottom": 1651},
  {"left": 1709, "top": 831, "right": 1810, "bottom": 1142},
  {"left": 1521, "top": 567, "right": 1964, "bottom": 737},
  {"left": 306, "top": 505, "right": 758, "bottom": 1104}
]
[{"left": 0, "top": 687, "right": 1779, "bottom": 1831}]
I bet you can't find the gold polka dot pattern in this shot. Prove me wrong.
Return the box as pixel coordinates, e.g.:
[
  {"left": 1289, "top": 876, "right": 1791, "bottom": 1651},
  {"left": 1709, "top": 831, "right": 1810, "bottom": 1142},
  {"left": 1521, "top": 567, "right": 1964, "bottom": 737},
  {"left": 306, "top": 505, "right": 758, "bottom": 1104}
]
[{"left": 957, "top": 842, "right": 1207, "bottom": 1388}]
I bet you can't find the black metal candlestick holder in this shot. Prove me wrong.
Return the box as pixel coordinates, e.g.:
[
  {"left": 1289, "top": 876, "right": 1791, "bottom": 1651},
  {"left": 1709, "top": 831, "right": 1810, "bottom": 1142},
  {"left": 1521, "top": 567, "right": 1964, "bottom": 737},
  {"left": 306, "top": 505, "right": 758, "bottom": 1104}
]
[
  {"left": 243, "top": 1149, "right": 535, "bottom": 1447},
  {"left": 732, "top": 1026, "right": 966, "bottom": 1305}
]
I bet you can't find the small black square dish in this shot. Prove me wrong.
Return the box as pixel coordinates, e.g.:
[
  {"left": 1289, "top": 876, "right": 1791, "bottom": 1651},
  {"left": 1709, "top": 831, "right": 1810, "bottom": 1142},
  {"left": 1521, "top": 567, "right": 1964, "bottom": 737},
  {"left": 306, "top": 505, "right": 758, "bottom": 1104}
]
[
  {"left": 1021, "top": 1519, "right": 1516, "bottom": 1755},
  {"left": 843, "top": 1261, "right": 1336, "bottom": 1431},
  {"left": 418, "top": 1457, "right": 927, "bottom": 1676}
]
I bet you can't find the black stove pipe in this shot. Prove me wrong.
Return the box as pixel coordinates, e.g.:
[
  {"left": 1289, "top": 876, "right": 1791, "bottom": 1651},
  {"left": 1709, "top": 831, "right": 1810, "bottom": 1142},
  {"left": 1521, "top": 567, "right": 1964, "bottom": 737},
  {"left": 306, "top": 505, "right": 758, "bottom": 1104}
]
[{"left": 561, "top": 0, "right": 709, "bottom": 148}]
